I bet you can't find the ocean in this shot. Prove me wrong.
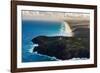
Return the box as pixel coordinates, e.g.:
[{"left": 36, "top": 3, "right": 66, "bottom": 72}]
[{"left": 22, "top": 20, "right": 67, "bottom": 62}]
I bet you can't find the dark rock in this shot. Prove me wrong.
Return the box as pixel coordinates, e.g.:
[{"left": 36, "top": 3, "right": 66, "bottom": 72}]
[
  {"left": 32, "top": 36, "right": 90, "bottom": 60},
  {"left": 73, "top": 28, "right": 90, "bottom": 37}
]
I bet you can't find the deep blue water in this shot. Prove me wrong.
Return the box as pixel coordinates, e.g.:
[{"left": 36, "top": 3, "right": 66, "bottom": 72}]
[{"left": 22, "top": 20, "right": 64, "bottom": 62}]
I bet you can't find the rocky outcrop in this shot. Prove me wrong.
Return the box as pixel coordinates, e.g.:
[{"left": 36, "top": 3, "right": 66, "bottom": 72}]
[
  {"left": 32, "top": 36, "right": 89, "bottom": 60},
  {"left": 73, "top": 28, "right": 90, "bottom": 37}
]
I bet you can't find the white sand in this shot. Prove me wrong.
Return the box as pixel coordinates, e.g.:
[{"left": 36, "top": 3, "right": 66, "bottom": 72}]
[{"left": 63, "top": 21, "right": 73, "bottom": 36}]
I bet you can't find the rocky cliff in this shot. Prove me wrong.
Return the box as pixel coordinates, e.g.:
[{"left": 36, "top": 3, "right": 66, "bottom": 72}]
[{"left": 32, "top": 36, "right": 89, "bottom": 60}]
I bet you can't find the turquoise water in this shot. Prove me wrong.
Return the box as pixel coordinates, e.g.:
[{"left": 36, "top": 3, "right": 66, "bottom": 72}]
[{"left": 22, "top": 20, "right": 64, "bottom": 62}]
